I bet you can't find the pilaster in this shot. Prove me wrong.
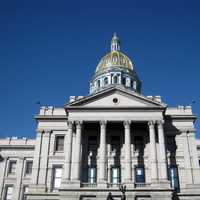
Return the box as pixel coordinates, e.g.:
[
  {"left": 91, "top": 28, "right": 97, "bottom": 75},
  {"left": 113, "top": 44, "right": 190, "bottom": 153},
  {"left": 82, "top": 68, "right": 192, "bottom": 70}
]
[
  {"left": 71, "top": 121, "right": 82, "bottom": 186},
  {"left": 37, "top": 130, "right": 51, "bottom": 189},
  {"left": 62, "top": 121, "right": 74, "bottom": 186}
]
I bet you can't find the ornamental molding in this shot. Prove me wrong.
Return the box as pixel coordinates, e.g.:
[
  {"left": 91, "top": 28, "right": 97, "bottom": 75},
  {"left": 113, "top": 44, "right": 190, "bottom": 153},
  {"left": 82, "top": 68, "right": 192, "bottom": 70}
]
[{"left": 123, "top": 120, "right": 131, "bottom": 128}]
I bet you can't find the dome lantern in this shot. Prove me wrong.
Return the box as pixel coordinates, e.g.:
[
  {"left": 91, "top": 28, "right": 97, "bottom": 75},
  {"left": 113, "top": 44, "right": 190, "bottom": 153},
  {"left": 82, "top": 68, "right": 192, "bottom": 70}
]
[{"left": 111, "top": 32, "right": 121, "bottom": 52}]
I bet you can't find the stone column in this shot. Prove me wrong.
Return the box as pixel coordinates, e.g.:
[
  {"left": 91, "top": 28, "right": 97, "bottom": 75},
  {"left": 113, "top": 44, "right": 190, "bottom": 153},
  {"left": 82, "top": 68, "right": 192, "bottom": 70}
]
[
  {"left": 13, "top": 157, "right": 24, "bottom": 200},
  {"left": 157, "top": 121, "right": 168, "bottom": 180},
  {"left": 71, "top": 121, "right": 82, "bottom": 182},
  {"left": 98, "top": 121, "right": 107, "bottom": 184},
  {"left": 148, "top": 121, "right": 158, "bottom": 182},
  {"left": 124, "top": 121, "right": 132, "bottom": 183},
  {"left": 62, "top": 121, "right": 73, "bottom": 184}
]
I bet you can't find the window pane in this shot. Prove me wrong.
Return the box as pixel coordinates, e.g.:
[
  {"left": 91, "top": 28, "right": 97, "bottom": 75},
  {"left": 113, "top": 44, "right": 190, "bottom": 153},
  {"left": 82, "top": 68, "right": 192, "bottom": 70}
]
[
  {"left": 54, "top": 178, "right": 61, "bottom": 188},
  {"left": 55, "top": 168, "right": 62, "bottom": 178},
  {"left": 23, "top": 186, "right": 28, "bottom": 200},
  {"left": 112, "top": 167, "right": 120, "bottom": 184},
  {"left": 8, "top": 161, "right": 16, "bottom": 174},
  {"left": 55, "top": 136, "right": 64, "bottom": 151},
  {"left": 135, "top": 167, "right": 145, "bottom": 183},
  {"left": 104, "top": 77, "right": 108, "bottom": 85},
  {"left": 25, "top": 161, "right": 33, "bottom": 175},
  {"left": 88, "top": 167, "right": 96, "bottom": 183},
  {"left": 170, "top": 167, "right": 179, "bottom": 191},
  {"left": 5, "top": 186, "right": 13, "bottom": 200},
  {"left": 53, "top": 167, "right": 62, "bottom": 189},
  {"left": 113, "top": 76, "right": 118, "bottom": 84}
]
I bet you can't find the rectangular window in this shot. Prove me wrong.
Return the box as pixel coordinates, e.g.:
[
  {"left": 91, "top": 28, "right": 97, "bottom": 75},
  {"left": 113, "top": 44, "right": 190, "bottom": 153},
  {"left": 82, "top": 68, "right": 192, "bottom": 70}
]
[
  {"left": 52, "top": 166, "right": 62, "bottom": 189},
  {"left": 8, "top": 161, "right": 16, "bottom": 174},
  {"left": 88, "top": 167, "right": 96, "bottom": 183},
  {"left": 25, "top": 161, "right": 33, "bottom": 175},
  {"left": 22, "top": 186, "right": 28, "bottom": 200},
  {"left": 135, "top": 167, "right": 145, "bottom": 183},
  {"left": 169, "top": 167, "right": 179, "bottom": 191},
  {"left": 4, "top": 186, "right": 13, "bottom": 200},
  {"left": 111, "top": 167, "right": 120, "bottom": 184},
  {"left": 55, "top": 136, "right": 64, "bottom": 152}
]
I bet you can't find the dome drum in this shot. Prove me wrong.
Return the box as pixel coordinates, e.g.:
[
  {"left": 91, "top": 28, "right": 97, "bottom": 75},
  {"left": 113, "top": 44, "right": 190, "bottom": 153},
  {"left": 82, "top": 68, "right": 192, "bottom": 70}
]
[{"left": 90, "top": 70, "right": 141, "bottom": 94}]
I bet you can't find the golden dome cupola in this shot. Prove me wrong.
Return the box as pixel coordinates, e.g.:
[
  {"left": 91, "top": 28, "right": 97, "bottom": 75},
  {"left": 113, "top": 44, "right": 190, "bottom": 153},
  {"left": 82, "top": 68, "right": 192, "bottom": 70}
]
[{"left": 90, "top": 33, "right": 141, "bottom": 94}]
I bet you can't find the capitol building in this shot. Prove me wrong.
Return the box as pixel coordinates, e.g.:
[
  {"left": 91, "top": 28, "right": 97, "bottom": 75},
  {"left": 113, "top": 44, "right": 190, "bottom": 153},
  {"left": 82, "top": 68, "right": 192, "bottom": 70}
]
[{"left": 0, "top": 34, "right": 200, "bottom": 200}]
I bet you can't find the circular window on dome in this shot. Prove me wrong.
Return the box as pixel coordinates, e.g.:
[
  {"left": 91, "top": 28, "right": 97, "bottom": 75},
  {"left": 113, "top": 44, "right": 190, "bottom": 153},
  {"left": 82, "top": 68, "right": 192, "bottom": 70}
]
[{"left": 113, "top": 98, "right": 119, "bottom": 104}]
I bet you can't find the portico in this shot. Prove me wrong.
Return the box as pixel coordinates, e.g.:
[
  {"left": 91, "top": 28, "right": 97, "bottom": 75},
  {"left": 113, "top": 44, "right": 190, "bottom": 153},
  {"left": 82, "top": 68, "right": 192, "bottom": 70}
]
[{"left": 62, "top": 116, "right": 169, "bottom": 189}]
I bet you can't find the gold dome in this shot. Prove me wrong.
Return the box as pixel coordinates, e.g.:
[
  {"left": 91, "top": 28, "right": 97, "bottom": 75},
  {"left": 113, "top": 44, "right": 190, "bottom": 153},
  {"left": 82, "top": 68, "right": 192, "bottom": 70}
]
[{"left": 95, "top": 51, "right": 134, "bottom": 74}]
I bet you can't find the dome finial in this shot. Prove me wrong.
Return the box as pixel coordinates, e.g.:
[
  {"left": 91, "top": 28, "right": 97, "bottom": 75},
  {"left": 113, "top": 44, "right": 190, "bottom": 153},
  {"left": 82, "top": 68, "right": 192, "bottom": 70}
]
[{"left": 111, "top": 32, "right": 120, "bottom": 52}]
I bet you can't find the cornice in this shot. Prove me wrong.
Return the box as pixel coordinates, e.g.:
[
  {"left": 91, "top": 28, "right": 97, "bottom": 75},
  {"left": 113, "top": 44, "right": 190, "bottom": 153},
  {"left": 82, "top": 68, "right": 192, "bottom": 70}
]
[
  {"left": 65, "top": 106, "right": 165, "bottom": 112},
  {"left": 0, "top": 145, "right": 35, "bottom": 149},
  {"left": 35, "top": 115, "right": 68, "bottom": 120},
  {"left": 165, "top": 115, "right": 197, "bottom": 121}
]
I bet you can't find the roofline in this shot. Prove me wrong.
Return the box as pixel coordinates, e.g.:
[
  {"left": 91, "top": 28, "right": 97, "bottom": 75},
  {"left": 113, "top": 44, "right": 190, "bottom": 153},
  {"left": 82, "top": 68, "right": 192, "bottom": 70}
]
[
  {"left": 0, "top": 145, "right": 35, "bottom": 149},
  {"left": 65, "top": 85, "right": 166, "bottom": 108},
  {"left": 35, "top": 115, "right": 68, "bottom": 120},
  {"left": 65, "top": 106, "right": 165, "bottom": 112},
  {"left": 165, "top": 115, "right": 197, "bottom": 121}
]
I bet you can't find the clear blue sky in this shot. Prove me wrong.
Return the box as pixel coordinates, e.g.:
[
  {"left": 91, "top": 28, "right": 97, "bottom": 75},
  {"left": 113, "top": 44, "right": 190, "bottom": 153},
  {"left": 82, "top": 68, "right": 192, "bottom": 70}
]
[{"left": 0, "top": 0, "right": 200, "bottom": 138}]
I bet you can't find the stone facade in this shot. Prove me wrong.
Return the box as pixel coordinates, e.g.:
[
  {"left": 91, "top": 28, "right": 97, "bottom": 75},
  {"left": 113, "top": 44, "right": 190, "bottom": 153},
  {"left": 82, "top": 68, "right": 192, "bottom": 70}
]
[{"left": 0, "top": 35, "right": 200, "bottom": 200}]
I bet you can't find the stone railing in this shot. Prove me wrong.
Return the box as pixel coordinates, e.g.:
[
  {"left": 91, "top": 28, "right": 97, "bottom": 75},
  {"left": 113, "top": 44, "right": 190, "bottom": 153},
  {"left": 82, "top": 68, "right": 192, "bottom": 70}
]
[
  {"left": 107, "top": 183, "right": 121, "bottom": 188},
  {"left": 134, "top": 182, "right": 151, "bottom": 188},
  {"left": 80, "top": 182, "right": 97, "bottom": 188}
]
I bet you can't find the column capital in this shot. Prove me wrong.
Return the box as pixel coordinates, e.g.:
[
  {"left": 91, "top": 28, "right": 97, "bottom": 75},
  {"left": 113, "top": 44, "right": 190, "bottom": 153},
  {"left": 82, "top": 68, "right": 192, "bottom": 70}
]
[
  {"left": 100, "top": 120, "right": 107, "bottom": 126},
  {"left": 148, "top": 121, "right": 155, "bottom": 127},
  {"left": 156, "top": 120, "right": 164, "bottom": 128},
  {"left": 123, "top": 120, "right": 131, "bottom": 128},
  {"left": 43, "top": 129, "right": 52, "bottom": 134},
  {"left": 75, "top": 121, "right": 83, "bottom": 129},
  {"left": 36, "top": 129, "right": 44, "bottom": 134},
  {"left": 67, "top": 120, "right": 74, "bottom": 128}
]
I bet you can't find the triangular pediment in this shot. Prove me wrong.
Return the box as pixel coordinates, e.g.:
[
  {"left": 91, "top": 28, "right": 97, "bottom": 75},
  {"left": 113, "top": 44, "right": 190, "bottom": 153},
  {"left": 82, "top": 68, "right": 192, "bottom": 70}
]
[{"left": 65, "top": 86, "right": 166, "bottom": 109}]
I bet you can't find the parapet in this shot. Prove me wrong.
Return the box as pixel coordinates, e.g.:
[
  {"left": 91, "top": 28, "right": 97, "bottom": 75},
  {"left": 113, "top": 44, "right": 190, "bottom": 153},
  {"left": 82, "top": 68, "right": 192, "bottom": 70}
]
[
  {"left": 38, "top": 106, "right": 66, "bottom": 116},
  {"left": 166, "top": 106, "right": 193, "bottom": 115},
  {"left": 0, "top": 137, "right": 35, "bottom": 146}
]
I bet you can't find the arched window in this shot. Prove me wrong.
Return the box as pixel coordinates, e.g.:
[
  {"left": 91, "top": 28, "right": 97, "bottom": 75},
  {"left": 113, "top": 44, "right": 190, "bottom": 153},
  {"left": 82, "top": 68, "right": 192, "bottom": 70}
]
[
  {"left": 113, "top": 76, "right": 118, "bottom": 84},
  {"left": 97, "top": 80, "right": 101, "bottom": 87},
  {"left": 122, "top": 77, "right": 126, "bottom": 86},
  {"left": 130, "top": 79, "right": 133, "bottom": 88},
  {"left": 104, "top": 77, "right": 108, "bottom": 85}
]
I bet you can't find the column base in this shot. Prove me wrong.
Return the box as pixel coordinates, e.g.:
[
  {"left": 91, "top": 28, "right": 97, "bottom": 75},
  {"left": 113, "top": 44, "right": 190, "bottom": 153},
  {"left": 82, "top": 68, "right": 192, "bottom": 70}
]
[
  {"left": 182, "top": 184, "right": 200, "bottom": 194},
  {"left": 68, "top": 180, "right": 81, "bottom": 188},
  {"left": 98, "top": 181, "right": 107, "bottom": 188},
  {"left": 28, "top": 184, "right": 47, "bottom": 193},
  {"left": 158, "top": 179, "right": 171, "bottom": 189},
  {"left": 123, "top": 181, "right": 134, "bottom": 188},
  {"left": 61, "top": 179, "right": 72, "bottom": 189},
  {"left": 151, "top": 179, "right": 171, "bottom": 189}
]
